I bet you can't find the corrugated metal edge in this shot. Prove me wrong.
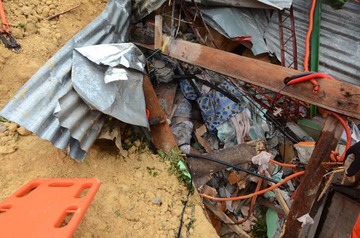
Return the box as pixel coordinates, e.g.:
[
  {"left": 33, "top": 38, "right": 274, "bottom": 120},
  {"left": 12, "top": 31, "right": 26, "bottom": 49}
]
[
  {"left": 264, "top": 0, "right": 360, "bottom": 85},
  {"left": 0, "top": 0, "right": 131, "bottom": 161}
]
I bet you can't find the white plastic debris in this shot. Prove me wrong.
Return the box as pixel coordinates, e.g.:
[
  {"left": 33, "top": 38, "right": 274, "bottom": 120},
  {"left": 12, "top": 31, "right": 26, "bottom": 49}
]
[
  {"left": 297, "top": 213, "right": 314, "bottom": 227},
  {"left": 251, "top": 151, "right": 272, "bottom": 172}
]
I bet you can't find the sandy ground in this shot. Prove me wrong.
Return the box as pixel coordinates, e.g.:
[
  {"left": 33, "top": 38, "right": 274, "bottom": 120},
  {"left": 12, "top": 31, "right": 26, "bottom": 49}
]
[{"left": 0, "top": 0, "right": 218, "bottom": 237}]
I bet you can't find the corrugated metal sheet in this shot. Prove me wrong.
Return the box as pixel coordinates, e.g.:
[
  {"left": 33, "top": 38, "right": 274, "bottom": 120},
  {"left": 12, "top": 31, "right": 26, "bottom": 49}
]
[
  {"left": 200, "top": 8, "right": 271, "bottom": 55},
  {"left": 0, "top": 0, "right": 131, "bottom": 161},
  {"left": 186, "top": 0, "right": 292, "bottom": 10},
  {"left": 265, "top": 0, "right": 360, "bottom": 85}
]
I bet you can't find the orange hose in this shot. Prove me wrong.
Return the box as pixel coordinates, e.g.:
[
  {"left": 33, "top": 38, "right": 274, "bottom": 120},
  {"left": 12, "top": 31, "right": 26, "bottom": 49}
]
[
  {"left": 304, "top": 0, "right": 316, "bottom": 72},
  {"left": 270, "top": 159, "right": 297, "bottom": 168},
  {"left": 304, "top": 0, "right": 319, "bottom": 94},
  {"left": 233, "top": 172, "right": 264, "bottom": 224},
  {"left": 330, "top": 112, "right": 352, "bottom": 162},
  {"left": 302, "top": 0, "right": 351, "bottom": 163},
  {"left": 200, "top": 171, "right": 305, "bottom": 201}
]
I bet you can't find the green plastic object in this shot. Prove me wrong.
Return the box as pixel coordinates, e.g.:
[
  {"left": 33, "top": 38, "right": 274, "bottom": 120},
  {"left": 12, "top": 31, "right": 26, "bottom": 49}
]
[
  {"left": 266, "top": 208, "right": 279, "bottom": 238},
  {"left": 309, "top": 0, "right": 322, "bottom": 118}
]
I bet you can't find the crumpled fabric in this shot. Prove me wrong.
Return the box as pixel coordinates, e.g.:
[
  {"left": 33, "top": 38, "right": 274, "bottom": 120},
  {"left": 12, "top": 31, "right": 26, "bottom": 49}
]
[
  {"left": 297, "top": 213, "right": 314, "bottom": 227},
  {"left": 180, "top": 79, "right": 245, "bottom": 131},
  {"left": 252, "top": 151, "right": 272, "bottom": 172}
]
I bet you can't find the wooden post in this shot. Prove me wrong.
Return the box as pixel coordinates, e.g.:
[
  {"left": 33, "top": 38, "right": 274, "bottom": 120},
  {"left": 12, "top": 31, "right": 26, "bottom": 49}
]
[
  {"left": 281, "top": 114, "right": 344, "bottom": 237},
  {"left": 154, "top": 15, "right": 163, "bottom": 49},
  {"left": 143, "top": 76, "right": 177, "bottom": 152}
]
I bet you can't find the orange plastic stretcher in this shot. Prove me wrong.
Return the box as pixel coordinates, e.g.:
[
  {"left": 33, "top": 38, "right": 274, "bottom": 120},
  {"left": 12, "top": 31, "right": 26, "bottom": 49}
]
[{"left": 0, "top": 178, "right": 101, "bottom": 238}]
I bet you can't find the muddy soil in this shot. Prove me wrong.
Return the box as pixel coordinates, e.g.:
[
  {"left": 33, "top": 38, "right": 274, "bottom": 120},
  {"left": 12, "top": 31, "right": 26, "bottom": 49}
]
[{"left": 0, "top": 0, "right": 218, "bottom": 237}]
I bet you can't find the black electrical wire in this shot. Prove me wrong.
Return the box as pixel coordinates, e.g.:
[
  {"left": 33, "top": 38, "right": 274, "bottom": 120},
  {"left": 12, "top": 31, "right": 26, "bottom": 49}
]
[{"left": 185, "top": 153, "right": 283, "bottom": 185}]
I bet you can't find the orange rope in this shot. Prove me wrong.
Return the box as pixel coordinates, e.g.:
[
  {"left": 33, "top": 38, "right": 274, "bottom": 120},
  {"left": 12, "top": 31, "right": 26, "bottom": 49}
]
[
  {"left": 200, "top": 171, "right": 305, "bottom": 201},
  {"left": 270, "top": 159, "right": 297, "bottom": 168},
  {"left": 330, "top": 112, "right": 352, "bottom": 162},
  {"left": 304, "top": 0, "right": 316, "bottom": 72}
]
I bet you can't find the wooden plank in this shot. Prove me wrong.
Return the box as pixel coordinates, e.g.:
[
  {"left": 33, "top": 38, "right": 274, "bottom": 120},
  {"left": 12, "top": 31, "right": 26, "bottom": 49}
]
[
  {"left": 187, "top": 142, "right": 258, "bottom": 178},
  {"left": 317, "top": 192, "right": 360, "bottom": 237},
  {"left": 162, "top": 38, "right": 360, "bottom": 120},
  {"left": 281, "top": 115, "right": 344, "bottom": 238},
  {"left": 143, "top": 76, "right": 177, "bottom": 152},
  {"left": 203, "top": 199, "right": 250, "bottom": 238},
  {"left": 154, "top": 15, "right": 163, "bottom": 49}
]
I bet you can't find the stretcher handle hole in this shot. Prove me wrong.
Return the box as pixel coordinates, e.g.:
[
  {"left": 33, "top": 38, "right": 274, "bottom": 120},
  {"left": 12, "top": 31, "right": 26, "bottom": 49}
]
[
  {"left": 75, "top": 183, "right": 93, "bottom": 198},
  {"left": 48, "top": 182, "right": 74, "bottom": 187},
  {"left": 58, "top": 213, "right": 75, "bottom": 228},
  {"left": 55, "top": 206, "right": 79, "bottom": 228},
  {"left": 0, "top": 204, "right": 12, "bottom": 216},
  {"left": 16, "top": 182, "right": 41, "bottom": 198}
]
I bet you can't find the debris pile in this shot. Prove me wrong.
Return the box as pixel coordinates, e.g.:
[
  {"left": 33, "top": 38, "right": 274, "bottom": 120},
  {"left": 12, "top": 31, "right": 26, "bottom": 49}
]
[{"left": 1, "top": 0, "right": 360, "bottom": 237}]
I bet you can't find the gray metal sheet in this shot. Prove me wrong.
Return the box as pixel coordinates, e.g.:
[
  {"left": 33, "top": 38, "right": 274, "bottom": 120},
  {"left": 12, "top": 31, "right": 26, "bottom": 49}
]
[
  {"left": 72, "top": 44, "right": 148, "bottom": 128},
  {"left": 0, "top": 0, "right": 131, "bottom": 161},
  {"left": 201, "top": 8, "right": 270, "bottom": 55},
  {"left": 265, "top": 0, "right": 360, "bottom": 85},
  {"left": 186, "top": 0, "right": 292, "bottom": 10}
]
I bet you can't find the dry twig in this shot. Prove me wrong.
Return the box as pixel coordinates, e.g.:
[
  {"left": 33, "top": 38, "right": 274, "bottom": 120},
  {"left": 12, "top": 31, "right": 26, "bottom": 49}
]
[{"left": 47, "top": 4, "right": 81, "bottom": 20}]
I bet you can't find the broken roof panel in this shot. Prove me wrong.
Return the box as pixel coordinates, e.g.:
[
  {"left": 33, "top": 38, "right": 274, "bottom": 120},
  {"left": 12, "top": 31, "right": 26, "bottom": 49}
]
[
  {"left": 265, "top": 0, "right": 360, "bottom": 85},
  {"left": 187, "top": 0, "right": 292, "bottom": 10},
  {"left": 0, "top": 0, "right": 131, "bottom": 161},
  {"left": 200, "top": 7, "right": 270, "bottom": 55}
]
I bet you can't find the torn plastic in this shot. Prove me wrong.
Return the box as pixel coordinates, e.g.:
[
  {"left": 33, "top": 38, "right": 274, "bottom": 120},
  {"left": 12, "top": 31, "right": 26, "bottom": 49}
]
[
  {"left": 72, "top": 43, "right": 149, "bottom": 128},
  {"left": 297, "top": 213, "right": 314, "bottom": 227},
  {"left": 252, "top": 151, "right": 271, "bottom": 172}
]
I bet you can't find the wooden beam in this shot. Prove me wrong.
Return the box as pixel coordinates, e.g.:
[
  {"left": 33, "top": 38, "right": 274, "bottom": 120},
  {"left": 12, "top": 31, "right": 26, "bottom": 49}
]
[
  {"left": 143, "top": 76, "right": 177, "bottom": 152},
  {"left": 187, "top": 142, "right": 257, "bottom": 178},
  {"left": 162, "top": 38, "right": 360, "bottom": 120},
  {"left": 281, "top": 114, "right": 344, "bottom": 238},
  {"left": 154, "top": 15, "right": 163, "bottom": 49},
  {"left": 203, "top": 199, "right": 250, "bottom": 238}
]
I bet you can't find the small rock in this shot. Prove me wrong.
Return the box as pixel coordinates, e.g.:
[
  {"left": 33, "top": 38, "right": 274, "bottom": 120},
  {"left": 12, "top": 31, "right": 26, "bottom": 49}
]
[
  {"left": 7, "top": 123, "right": 18, "bottom": 133},
  {"left": 134, "top": 140, "right": 141, "bottom": 148},
  {"left": 0, "top": 123, "right": 6, "bottom": 133},
  {"left": 21, "top": 6, "right": 32, "bottom": 16},
  {"left": 11, "top": 28, "right": 24, "bottom": 39},
  {"left": 49, "top": 9, "right": 55, "bottom": 16},
  {"left": 153, "top": 60, "right": 166, "bottom": 69},
  {"left": 152, "top": 197, "right": 162, "bottom": 205},
  {"left": 49, "top": 4, "right": 55, "bottom": 10},
  {"left": 17, "top": 127, "right": 32, "bottom": 136},
  {"left": 0, "top": 145, "right": 17, "bottom": 155},
  {"left": 41, "top": 6, "right": 50, "bottom": 17},
  {"left": 54, "top": 33, "right": 61, "bottom": 40},
  {"left": 119, "top": 149, "right": 128, "bottom": 158},
  {"left": 25, "top": 22, "right": 37, "bottom": 34},
  {"left": 128, "top": 145, "right": 137, "bottom": 154}
]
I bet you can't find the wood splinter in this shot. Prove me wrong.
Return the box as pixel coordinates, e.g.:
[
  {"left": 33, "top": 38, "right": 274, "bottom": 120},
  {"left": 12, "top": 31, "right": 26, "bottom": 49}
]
[{"left": 47, "top": 4, "right": 81, "bottom": 20}]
